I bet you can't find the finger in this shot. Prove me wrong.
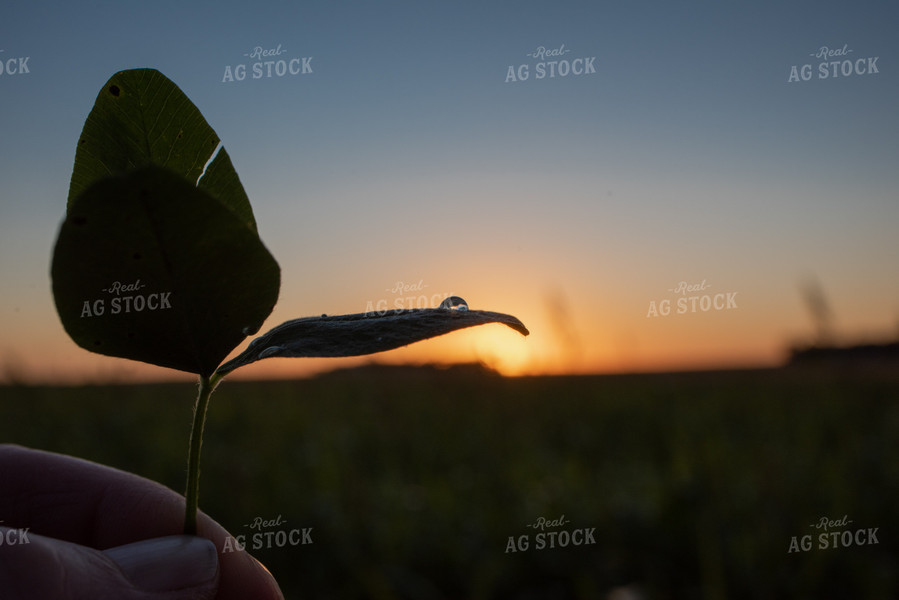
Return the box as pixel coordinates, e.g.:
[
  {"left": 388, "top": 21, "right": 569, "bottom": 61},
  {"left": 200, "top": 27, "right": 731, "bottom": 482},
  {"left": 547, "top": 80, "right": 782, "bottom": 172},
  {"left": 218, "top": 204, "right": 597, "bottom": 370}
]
[
  {"left": 0, "top": 445, "right": 283, "bottom": 600},
  {"left": 0, "top": 529, "right": 218, "bottom": 600}
]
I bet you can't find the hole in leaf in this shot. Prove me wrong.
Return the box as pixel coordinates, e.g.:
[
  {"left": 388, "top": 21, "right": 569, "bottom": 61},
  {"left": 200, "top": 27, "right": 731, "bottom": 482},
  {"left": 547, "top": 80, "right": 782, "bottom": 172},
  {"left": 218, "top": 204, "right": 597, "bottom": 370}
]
[{"left": 109, "top": 85, "right": 120, "bottom": 97}]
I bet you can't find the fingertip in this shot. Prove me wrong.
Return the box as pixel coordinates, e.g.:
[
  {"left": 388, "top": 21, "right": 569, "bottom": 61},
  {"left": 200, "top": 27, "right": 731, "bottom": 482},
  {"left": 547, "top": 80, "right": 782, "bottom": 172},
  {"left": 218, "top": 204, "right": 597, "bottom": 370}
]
[
  {"left": 212, "top": 538, "right": 285, "bottom": 600},
  {"left": 103, "top": 535, "right": 219, "bottom": 593},
  {"left": 0, "top": 529, "right": 223, "bottom": 600}
]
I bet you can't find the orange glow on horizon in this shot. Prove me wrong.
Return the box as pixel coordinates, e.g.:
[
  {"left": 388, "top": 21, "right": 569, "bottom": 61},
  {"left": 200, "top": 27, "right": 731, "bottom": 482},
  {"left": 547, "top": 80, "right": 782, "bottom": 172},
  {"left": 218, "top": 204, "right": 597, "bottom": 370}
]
[
  {"left": 0, "top": 295, "right": 798, "bottom": 385},
  {"left": 464, "top": 325, "right": 536, "bottom": 377},
  {"left": 0, "top": 336, "right": 791, "bottom": 385}
]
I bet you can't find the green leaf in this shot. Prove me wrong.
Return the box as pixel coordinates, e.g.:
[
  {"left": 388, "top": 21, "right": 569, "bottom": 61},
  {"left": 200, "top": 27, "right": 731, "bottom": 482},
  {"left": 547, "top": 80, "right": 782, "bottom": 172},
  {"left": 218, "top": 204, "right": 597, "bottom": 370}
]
[
  {"left": 216, "top": 303, "right": 529, "bottom": 375},
  {"left": 196, "top": 146, "right": 255, "bottom": 231},
  {"left": 68, "top": 68, "right": 256, "bottom": 231},
  {"left": 51, "top": 166, "right": 280, "bottom": 376}
]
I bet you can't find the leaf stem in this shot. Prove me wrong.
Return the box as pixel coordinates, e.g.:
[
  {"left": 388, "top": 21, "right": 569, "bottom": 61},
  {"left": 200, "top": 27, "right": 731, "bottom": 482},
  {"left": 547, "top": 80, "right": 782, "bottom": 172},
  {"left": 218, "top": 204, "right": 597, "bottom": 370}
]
[{"left": 184, "top": 372, "right": 221, "bottom": 535}]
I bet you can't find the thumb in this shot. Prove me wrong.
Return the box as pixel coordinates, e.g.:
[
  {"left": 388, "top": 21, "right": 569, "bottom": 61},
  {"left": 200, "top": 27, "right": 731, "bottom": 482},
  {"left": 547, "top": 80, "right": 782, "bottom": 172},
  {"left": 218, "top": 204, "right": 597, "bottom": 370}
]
[{"left": 0, "top": 529, "right": 219, "bottom": 600}]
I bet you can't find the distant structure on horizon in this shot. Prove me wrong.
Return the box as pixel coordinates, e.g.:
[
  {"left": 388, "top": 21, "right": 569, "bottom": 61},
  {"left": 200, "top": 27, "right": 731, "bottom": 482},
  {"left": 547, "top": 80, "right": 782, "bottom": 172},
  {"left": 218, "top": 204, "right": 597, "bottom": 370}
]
[
  {"left": 788, "top": 277, "right": 899, "bottom": 367},
  {"left": 788, "top": 340, "right": 899, "bottom": 365},
  {"left": 800, "top": 277, "right": 834, "bottom": 346}
]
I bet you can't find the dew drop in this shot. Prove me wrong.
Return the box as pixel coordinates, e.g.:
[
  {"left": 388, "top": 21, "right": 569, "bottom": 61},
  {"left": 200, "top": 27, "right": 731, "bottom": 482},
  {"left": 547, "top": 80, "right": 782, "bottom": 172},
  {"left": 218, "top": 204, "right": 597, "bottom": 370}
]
[{"left": 439, "top": 296, "right": 469, "bottom": 311}]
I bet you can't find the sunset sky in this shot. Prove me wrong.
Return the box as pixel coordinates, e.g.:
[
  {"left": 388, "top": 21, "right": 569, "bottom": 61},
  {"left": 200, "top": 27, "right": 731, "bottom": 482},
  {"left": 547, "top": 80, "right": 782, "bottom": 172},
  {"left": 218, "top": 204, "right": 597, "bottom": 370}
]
[{"left": 2, "top": 0, "right": 898, "bottom": 383}]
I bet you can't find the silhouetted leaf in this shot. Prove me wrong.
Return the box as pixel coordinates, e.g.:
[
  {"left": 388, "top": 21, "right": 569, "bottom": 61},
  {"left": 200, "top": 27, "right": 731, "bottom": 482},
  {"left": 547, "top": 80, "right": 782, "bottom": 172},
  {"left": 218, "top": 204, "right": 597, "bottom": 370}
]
[
  {"left": 68, "top": 68, "right": 255, "bottom": 231},
  {"left": 51, "top": 166, "right": 280, "bottom": 376},
  {"left": 216, "top": 307, "right": 529, "bottom": 375}
]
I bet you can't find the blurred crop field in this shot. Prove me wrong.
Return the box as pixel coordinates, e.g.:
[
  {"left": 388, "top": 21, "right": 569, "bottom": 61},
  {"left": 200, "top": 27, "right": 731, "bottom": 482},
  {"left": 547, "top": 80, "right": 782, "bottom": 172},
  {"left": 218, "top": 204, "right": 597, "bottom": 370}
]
[{"left": 1, "top": 363, "right": 898, "bottom": 599}]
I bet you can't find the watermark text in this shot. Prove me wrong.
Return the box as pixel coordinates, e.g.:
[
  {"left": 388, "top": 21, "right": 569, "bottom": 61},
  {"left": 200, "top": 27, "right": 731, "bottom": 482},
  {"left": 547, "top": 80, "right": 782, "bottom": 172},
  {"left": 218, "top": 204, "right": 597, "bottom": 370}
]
[
  {"left": 80, "top": 279, "right": 173, "bottom": 318},
  {"left": 222, "top": 514, "right": 313, "bottom": 553},
  {"left": 646, "top": 279, "right": 738, "bottom": 317},
  {"left": 505, "top": 514, "right": 596, "bottom": 553},
  {"left": 0, "top": 522, "right": 31, "bottom": 546},
  {"left": 222, "top": 43, "right": 313, "bottom": 83},
  {"left": 364, "top": 280, "right": 454, "bottom": 315},
  {"left": 0, "top": 50, "right": 30, "bottom": 77},
  {"left": 787, "top": 514, "right": 879, "bottom": 553},
  {"left": 787, "top": 44, "right": 879, "bottom": 82},
  {"left": 505, "top": 43, "right": 596, "bottom": 83}
]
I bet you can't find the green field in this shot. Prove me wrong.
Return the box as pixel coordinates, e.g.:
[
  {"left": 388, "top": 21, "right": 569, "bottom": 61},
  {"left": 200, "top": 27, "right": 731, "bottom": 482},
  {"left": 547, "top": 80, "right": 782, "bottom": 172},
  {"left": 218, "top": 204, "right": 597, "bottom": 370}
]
[{"left": 1, "top": 364, "right": 897, "bottom": 599}]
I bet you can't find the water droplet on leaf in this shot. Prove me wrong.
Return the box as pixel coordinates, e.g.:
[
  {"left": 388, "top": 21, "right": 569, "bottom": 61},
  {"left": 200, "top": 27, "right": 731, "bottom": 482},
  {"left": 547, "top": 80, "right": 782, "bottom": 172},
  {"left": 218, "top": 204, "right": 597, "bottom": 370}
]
[{"left": 439, "top": 296, "right": 469, "bottom": 311}]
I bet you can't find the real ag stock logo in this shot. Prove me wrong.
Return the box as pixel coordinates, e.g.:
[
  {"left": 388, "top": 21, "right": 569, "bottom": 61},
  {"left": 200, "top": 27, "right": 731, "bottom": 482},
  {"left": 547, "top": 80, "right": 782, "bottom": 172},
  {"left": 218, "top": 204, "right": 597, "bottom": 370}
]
[
  {"left": 222, "top": 514, "right": 313, "bottom": 553},
  {"left": 504, "top": 515, "right": 596, "bottom": 553},
  {"left": 787, "top": 515, "right": 880, "bottom": 553},
  {"left": 787, "top": 43, "right": 879, "bottom": 82},
  {"left": 222, "top": 43, "right": 313, "bottom": 83},
  {"left": 364, "top": 279, "right": 455, "bottom": 316},
  {"left": 505, "top": 44, "right": 596, "bottom": 83},
  {"left": 0, "top": 49, "right": 30, "bottom": 77},
  {"left": 0, "top": 522, "right": 30, "bottom": 547},
  {"left": 78, "top": 279, "right": 173, "bottom": 318},
  {"left": 646, "top": 279, "right": 738, "bottom": 318}
]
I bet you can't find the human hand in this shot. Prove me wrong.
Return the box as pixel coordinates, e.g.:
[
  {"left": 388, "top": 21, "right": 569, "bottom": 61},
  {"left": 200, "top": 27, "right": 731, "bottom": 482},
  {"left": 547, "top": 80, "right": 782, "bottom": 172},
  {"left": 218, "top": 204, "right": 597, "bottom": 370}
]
[{"left": 0, "top": 444, "right": 283, "bottom": 600}]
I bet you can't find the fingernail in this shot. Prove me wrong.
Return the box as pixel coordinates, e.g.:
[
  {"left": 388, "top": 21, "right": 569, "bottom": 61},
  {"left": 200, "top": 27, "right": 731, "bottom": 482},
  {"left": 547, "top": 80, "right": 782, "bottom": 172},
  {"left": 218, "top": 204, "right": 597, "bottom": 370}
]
[{"left": 103, "top": 535, "right": 219, "bottom": 592}]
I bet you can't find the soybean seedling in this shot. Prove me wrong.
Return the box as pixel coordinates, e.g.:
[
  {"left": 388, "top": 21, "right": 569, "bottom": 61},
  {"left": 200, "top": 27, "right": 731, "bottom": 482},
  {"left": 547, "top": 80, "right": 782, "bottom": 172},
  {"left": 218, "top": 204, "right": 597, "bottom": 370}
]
[{"left": 51, "top": 68, "right": 529, "bottom": 534}]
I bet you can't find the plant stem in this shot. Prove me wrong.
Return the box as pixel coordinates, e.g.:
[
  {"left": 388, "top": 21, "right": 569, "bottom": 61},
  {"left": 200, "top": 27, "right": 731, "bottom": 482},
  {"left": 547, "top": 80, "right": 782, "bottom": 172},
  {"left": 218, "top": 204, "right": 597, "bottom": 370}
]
[{"left": 184, "top": 372, "right": 221, "bottom": 535}]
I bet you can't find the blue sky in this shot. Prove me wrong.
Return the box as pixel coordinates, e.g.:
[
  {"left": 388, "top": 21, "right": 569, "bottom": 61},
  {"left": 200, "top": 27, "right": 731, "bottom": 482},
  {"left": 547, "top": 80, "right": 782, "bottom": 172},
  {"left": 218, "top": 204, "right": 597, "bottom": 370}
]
[{"left": 2, "top": 0, "right": 897, "bottom": 381}]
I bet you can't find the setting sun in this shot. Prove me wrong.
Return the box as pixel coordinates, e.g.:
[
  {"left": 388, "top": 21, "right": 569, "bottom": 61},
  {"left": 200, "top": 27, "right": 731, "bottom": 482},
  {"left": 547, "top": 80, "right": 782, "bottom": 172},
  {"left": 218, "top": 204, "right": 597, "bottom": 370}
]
[{"left": 464, "top": 326, "right": 535, "bottom": 376}]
